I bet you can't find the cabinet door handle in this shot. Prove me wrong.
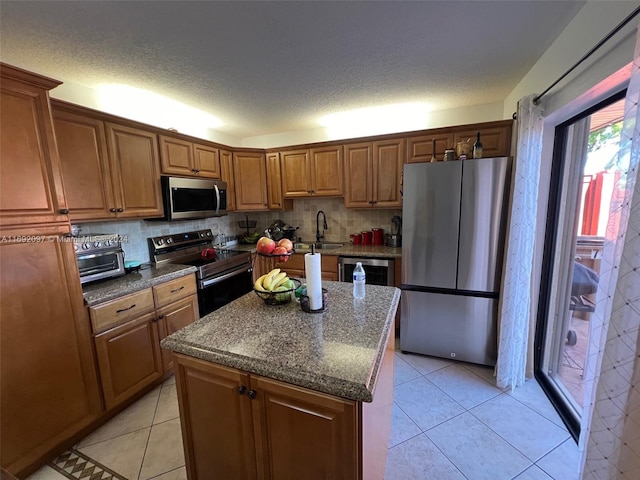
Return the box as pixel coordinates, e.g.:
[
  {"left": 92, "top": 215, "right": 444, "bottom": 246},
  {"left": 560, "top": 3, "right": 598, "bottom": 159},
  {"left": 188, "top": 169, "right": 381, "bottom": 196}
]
[
  {"left": 110, "top": 208, "right": 117, "bottom": 213},
  {"left": 170, "top": 286, "right": 185, "bottom": 294},
  {"left": 116, "top": 304, "right": 136, "bottom": 313},
  {"left": 237, "top": 386, "right": 247, "bottom": 395},
  {"left": 117, "top": 208, "right": 124, "bottom": 213},
  {"left": 247, "top": 389, "right": 257, "bottom": 400},
  {"left": 157, "top": 314, "right": 164, "bottom": 320},
  {"left": 59, "top": 208, "right": 69, "bottom": 214}
]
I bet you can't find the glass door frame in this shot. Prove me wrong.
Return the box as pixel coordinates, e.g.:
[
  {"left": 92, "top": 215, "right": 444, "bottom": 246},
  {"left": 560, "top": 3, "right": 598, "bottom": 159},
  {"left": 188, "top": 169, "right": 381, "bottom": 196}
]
[{"left": 534, "top": 89, "right": 627, "bottom": 442}]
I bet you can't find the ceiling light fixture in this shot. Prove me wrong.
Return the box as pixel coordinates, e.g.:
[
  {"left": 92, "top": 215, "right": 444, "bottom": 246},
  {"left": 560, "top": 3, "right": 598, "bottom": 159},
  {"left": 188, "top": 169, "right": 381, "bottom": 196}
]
[
  {"left": 96, "top": 84, "right": 223, "bottom": 138},
  {"left": 318, "top": 102, "right": 432, "bottom": 139}
]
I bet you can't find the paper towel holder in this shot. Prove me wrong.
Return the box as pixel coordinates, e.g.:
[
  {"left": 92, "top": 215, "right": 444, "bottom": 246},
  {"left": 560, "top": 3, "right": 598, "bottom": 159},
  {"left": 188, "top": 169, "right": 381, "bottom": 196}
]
[{"left": 300, "top": 288, "right": 328, "bottom": 313}]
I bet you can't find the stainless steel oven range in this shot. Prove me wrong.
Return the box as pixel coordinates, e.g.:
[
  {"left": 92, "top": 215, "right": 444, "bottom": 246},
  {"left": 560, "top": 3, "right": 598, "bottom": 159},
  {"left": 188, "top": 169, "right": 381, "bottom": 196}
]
[
  {"left": 74, "top": 234, "right": 125, "bottom": 284},
  {"left": 149, "top": 229, "right": 253, "bottom": 318}
]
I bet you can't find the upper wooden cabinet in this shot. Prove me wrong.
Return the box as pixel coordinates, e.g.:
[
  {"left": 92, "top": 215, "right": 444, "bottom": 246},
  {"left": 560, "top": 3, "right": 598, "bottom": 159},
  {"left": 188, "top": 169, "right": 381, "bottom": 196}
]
[
  {"left": 233, "top": 152, "right": 268, "bottom": 211},
  {"left": 452, "top": 122, "right": 513, "bottom": 159},
  {"left": 159, "top": 135, "right": 221, "bottom": 179},
  {"left": 106, "top": 123, "right": 163, "bottom": 218},
  {"left": 0, "top": 64, "right": 69, "bottom": 227},
  {"left": 266, "top": 152, "right": 293, "bottom": 211},
  {"left": 280, "top": 146, "right": 343, "bottom": 197},
  {"left": 53, "top": 110, "right": 117, "bottom": 221},
  {"left": 407, "top": 131, "right": 455, "bottom": 163},
  {"left": 219, "top": 149, "right": 236, "bottom": 211},
  {"left": 344, "top": 139, "right": 404, "bottom": 208}
]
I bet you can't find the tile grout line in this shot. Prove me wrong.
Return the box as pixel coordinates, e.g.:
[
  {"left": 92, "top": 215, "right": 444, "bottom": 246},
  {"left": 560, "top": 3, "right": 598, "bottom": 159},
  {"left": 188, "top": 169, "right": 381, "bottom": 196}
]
[{"left": 135, "top": 387, "right": 163, "bottom": 480}]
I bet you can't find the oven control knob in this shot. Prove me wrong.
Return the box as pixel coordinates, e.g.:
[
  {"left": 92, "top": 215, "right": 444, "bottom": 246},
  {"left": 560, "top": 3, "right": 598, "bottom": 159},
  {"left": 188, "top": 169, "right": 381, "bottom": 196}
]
[
  {"left": 94, "top": 241, "right": 102, "bottom": 248},
  {"left": 104, "top": 239, "right": 112, "bottom": 247},
  {"left": 166, "top": 238, "right": 173, "bottom": 244},
  {"left": 157, "top": 239, "right": 164, "bottom": 246},
  {"left": 200, "top": 232, "right": 205, "bottom": 238},
  {"left": 206, "top": 231, "right": 212, "bottom": 237},
  {"left": 73, "top": 244, "right": 79, "bottom": 252},
  {"left": 82, "top": 242, "right": 91, "bottom": 250}
]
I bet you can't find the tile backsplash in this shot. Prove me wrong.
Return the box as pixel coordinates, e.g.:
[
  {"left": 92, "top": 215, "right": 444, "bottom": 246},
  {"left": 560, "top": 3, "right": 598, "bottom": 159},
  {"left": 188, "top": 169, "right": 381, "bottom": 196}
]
[{"left": 77, "top": 197, "right": 402, "bottom": 263}]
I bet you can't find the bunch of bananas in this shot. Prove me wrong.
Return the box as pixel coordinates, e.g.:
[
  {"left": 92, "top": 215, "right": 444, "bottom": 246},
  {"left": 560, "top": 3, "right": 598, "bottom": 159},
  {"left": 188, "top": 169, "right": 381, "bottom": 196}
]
[{"left": 254, "top": 268, "right": 295, "bottom": 293}]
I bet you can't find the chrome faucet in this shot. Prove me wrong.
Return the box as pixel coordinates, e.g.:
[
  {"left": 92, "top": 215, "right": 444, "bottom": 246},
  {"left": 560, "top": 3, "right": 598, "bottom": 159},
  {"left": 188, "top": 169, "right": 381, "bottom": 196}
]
[{"left": 316, "top": 210, "right": 328, "bottom": 243}]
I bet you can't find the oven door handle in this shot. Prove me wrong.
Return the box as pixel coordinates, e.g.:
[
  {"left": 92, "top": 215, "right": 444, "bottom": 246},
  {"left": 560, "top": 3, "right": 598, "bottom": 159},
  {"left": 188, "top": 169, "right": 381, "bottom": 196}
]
[
  {"left": 214, "top": 184, "right": 220, "bottom": 216},
  {"left": 199, "top": 267, "right": 252, "bottom": 289}
]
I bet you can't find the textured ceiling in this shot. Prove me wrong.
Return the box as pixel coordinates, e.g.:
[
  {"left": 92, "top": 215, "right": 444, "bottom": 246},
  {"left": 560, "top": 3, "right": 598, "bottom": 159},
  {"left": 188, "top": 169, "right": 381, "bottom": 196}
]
[{"left": 0, "top": 1, "right": 586, "bottom": 140}]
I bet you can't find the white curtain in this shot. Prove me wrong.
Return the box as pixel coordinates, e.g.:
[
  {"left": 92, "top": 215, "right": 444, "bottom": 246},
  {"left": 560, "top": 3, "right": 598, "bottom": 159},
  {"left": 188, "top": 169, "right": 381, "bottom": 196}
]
[
  {"left": 581, "top": 21, "right": 640, "bottom": 479},
  {"left": 496, "top": 95, "right": 545, "bottom": 390}
]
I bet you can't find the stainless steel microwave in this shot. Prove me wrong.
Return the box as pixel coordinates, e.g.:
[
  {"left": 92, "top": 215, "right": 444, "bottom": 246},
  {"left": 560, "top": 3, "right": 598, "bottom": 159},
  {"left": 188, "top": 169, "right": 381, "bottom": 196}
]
[{"left": 159, "top": 176, "right": 227, "bottom": 221}]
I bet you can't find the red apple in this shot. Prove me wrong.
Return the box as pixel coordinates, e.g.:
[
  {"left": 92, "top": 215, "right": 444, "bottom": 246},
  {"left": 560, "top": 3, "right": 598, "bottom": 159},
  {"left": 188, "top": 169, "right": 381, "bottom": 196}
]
[
  {"left": 256, "top": 236, "right": 276, "bottom": 254},
  {"left": 273, "top": 246, "right": 289, "bottom": 262},
  {"left": 277, "top": 238, "right": 293, "bottom": 252}
]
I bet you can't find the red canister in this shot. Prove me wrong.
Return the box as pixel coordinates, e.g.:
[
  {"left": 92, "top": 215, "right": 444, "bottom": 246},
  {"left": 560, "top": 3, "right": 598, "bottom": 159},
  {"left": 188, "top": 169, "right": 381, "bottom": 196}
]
[
  {"left": 372, "top": 228, "right": 384, "bottom": 245},
  {"left": 361, "top": 231, "right": 373, "bottom": 245},
  {"left": 351, "top": 233, "right": 362, "bottom": 245}
]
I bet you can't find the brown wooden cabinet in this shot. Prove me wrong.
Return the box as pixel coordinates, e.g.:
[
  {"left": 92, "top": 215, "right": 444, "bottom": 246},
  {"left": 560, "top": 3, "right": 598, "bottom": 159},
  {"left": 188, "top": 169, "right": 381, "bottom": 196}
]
[
  {"left": 159, "top": 135, "right": 221, "bottom": 179},
  {"left": 280, "top": 146, "right": 343, "bottom": 198},
  {"left": 274, "top": 253, "right": 338, "bottom": 281},
  {"left": 0, "top": 226, "right": 103, "bottom": 477},
  {"left": 89, "top": 274, "right": 198, "bottom": 410},
  {"left": 0, "top": 65, "right": 69, "bottom": 227},
  {"left": 266, "top": 152, "right": 293, "bottom": 210},
  {"left": 53, "top": 110, "right": 116, "bottom": 221},
  {"left": 174, "top": 354, "right": 359, "bottom": 480},
  {"left": 233, "top": 151, "right": 269, "bottom": 211},
  {"left": 106, "top": 123, "right": 163, "bottom": 218},
  {"left": 219, "top": 149, "right": 236, "bottom": 211},
  {"left": 453, "top": 122, "right": 513, "bottom": 159},
  {"left": 94, "top": 311, "right": 164, "bottom": 410},
  {"left": 344, "top": 139, "right": 404, "bottom": 208},
  {"left": 0, "top": 64, "right": 103, "bottom": 477},
  {"left": 407, "top": 131, "right": 455, "bottom": 163}
]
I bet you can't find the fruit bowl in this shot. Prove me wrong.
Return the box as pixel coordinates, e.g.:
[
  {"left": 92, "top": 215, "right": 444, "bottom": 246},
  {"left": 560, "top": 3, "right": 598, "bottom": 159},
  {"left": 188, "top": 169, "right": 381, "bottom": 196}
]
[
  {"left": 257, "top": 249, "right": 295, "bottom": 260},
  {"left": 254, "top": 278, "right": 301, "bottom": 305}
]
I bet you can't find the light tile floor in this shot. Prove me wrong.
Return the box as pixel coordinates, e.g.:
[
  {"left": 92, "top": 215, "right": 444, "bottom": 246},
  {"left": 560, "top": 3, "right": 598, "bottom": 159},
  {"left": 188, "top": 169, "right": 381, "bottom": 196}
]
[{"left": 28, "top": 353, "right": 581, "bottom": 480}]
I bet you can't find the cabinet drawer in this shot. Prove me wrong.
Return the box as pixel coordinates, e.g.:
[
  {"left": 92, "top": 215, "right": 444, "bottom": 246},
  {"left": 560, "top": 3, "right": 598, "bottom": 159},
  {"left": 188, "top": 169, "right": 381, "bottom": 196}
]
[
  {"left": 90, "top": 289, "right": 154, "bottom": 333},
  {"left": 153, "top": 274, "right": 197, "bottom": 308}
]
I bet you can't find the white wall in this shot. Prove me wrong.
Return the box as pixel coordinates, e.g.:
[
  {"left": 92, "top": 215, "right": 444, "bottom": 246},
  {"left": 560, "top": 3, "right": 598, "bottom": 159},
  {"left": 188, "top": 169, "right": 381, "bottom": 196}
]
[
  {"left": 503, "top": 1, "right": 638, "bottom": 118},
  {"left": 240, "top": 101, "right": 505, "bottom": 149}
]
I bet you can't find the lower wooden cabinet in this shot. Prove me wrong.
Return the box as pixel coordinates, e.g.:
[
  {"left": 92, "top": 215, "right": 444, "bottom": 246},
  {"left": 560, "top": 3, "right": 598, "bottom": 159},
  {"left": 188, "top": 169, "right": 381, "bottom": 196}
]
[
  {"left": 174, "top": 354, "right": 358, "bottom": 480},
  {"left": 274, "top": 253, "right": 338, "bottom": 281},
  {"left": 0, "top": 226, "right": 103, "bottom": 477},
  {"left": 157, "top": 295, "right": 199, "bottom": 372},
  {"left": 89, "top": 275, "right": 199, "bottom": 410},
  {"left": 94, "top": 312, "right": 164, "bottom": 410}
]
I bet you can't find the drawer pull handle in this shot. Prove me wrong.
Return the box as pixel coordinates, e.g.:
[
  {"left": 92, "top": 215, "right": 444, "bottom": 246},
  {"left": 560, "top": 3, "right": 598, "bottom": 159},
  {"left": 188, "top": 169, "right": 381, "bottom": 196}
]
[
  {"left": 116, "top": 304, "right": 136, "bottom": 313},
  {"left": 170, "top": 286, "right": 185, "bottom": 294}
]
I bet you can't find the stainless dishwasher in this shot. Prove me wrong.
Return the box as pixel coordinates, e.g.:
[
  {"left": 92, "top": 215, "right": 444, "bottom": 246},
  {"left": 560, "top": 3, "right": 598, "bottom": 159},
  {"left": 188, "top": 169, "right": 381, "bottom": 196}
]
[{"left": 338, "top": 257, "right": 395, "bottom": 286}]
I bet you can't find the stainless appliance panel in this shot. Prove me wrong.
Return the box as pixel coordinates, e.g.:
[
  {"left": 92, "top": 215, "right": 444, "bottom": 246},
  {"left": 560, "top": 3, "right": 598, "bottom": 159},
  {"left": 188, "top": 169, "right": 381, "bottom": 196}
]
[
  {"left": 400, "top": 290, "right": 498, "bottom": 366},
  {"left": 338, "top": 257, "right": 394, "bottom": 286},
  {"left": 457, "top": 157, "right": 511, "bottom": 292},
  {"left": 402, "top": 162, "right": 462, "bottom": 289}
]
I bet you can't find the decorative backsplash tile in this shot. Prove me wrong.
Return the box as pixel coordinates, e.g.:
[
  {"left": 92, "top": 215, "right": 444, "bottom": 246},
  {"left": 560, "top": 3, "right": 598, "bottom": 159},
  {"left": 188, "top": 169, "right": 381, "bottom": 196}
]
[{"left": 76, "top": 198, "right": 402, "bottom": 263}]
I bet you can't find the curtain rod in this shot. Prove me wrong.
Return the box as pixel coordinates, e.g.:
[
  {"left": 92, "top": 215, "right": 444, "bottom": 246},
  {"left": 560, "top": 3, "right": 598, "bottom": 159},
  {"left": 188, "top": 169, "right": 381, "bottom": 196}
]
[{"left": 533, "top": 5, "right": 640, "bottom": 105}]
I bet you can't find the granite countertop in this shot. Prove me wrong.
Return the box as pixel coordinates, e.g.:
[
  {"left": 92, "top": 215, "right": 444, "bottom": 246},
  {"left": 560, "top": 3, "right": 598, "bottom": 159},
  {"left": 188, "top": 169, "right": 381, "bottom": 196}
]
[
  {"left": 82, "top": 264, "right": 197, "bottom": 306},
  {"left": 228, "top": 242, "right": 402, "bottom": 259},
  {"left": 162, "top": 281, "right": 400, "bottom": 402}
]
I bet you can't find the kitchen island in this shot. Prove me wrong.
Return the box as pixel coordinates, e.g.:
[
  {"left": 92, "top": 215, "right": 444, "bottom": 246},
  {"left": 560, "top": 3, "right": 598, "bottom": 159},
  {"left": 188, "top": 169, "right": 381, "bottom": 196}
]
[{"left": 162, "top": 281, "right": 400, "bottom": 480}]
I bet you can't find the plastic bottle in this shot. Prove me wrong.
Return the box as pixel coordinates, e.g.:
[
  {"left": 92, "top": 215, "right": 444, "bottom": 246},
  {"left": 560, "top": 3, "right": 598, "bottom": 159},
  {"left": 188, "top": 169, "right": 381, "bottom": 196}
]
[{"left": 353, "top": 262, "right": 366, "bottom": 299}]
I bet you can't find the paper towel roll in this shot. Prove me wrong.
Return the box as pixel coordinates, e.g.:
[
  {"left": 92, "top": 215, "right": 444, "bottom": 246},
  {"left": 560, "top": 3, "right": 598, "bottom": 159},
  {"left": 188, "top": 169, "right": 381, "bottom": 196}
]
[{"left": 304, "top": 252, "right": 323, "bottom": 310}]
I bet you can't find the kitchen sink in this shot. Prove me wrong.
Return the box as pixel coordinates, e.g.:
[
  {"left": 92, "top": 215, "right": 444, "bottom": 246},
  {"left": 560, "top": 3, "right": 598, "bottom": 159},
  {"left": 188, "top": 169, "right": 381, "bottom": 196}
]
[{"left": 293, "top": 242, "right": 344, "bottom": 250}]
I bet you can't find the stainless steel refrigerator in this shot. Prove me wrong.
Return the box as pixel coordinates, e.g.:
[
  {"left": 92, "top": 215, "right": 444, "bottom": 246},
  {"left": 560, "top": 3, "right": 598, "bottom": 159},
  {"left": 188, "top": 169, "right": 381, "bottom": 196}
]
[{"left": 400, "top": 157, "right": 511, "bottom": 366}]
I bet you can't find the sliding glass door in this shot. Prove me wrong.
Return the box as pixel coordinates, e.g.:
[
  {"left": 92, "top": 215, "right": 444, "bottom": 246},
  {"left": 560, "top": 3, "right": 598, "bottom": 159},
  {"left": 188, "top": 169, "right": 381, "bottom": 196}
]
[{"left": 536, "top": 92, "right": 626, "bottom": 438}]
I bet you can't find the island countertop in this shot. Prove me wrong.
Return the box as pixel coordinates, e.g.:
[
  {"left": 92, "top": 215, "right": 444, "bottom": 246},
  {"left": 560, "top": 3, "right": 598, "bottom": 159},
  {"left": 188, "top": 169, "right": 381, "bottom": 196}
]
[{"left": 161, "top": 281, "right": 400, "bottom": 402}]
